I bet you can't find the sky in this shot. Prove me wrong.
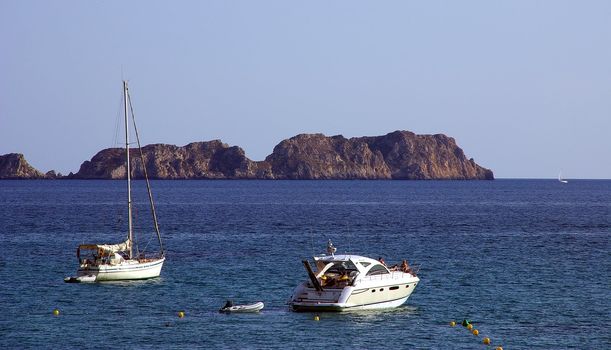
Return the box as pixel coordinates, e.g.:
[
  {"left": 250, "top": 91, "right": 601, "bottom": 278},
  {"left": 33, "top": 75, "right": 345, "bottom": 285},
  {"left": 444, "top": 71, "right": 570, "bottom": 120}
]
[{"left": 1, "top": 1, "right": 610, "bottom": 178}]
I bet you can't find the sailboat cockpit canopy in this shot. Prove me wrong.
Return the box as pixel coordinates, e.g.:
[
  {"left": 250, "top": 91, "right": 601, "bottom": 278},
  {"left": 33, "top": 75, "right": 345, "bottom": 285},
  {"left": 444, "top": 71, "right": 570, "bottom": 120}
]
[{"left": 77, "top": 242, "right": 130, "bottom": 265}]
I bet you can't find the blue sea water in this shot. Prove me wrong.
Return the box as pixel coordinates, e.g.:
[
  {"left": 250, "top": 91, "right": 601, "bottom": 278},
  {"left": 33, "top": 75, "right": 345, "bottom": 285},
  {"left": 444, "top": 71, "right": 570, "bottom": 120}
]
[{"left": 0, "top": 180, "right": 609, "bottom": 349}]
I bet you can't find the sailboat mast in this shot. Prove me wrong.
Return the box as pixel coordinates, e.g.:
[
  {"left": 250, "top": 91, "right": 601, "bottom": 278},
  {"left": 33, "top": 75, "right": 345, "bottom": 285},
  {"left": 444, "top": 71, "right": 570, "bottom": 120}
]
[
  {"left": 126, "top": 90, "right": 165, "bottom": 257},
  {"left": 124, "top": 80, "right": 133, "bottom": 259}
]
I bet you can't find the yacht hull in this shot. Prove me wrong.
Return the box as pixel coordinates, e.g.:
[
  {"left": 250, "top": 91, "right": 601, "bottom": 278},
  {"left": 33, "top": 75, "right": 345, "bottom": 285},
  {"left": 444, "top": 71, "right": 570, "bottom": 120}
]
[
  {"left": 65, "top": 257, "right": 165, "bottom": 282},
  {"left": 291, "top": 295, "right": 410, "bottom": 312},
  {"left": 290, "top": 278, "right": 419, "bottom": 312}
]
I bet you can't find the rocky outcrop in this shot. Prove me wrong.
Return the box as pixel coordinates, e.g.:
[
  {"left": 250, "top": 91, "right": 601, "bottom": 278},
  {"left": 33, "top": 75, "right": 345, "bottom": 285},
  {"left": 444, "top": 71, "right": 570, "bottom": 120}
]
[
  {"left": 0, "top": 153, "right": 47, "bottom": 179},
  {"left": 266, "top": 134, "right": 391, "bottom": 179},
  {"left": 267, "top": 131, "right": 492, "bottom": 180},
  {"left": 71, "top": 131, "right": 493, "bottom": 180},
  {"left": 45, "top": 170, "right": 62, "bottom": 179},
  {"left": 72, "top": 141, "right": 273, "bottom": 179},
  {"left": 359, "top": 131, "right": 493, "bottom": 179}
]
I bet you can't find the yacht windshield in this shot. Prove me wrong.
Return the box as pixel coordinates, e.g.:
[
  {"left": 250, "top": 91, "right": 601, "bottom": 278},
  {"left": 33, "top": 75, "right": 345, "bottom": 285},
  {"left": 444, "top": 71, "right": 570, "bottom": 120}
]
[
  {"left": 316, "top": 260, "right": 360, "bottom": 289},
  {"left": 324, "top": 261, "right": 358, "bottom": 274}
]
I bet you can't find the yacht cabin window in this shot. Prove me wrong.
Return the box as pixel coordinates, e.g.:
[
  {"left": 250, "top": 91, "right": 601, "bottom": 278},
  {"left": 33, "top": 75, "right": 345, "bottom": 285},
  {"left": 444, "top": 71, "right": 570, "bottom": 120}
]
[{"left": 366, "top": 264, "right": 389, "bottom": 276}]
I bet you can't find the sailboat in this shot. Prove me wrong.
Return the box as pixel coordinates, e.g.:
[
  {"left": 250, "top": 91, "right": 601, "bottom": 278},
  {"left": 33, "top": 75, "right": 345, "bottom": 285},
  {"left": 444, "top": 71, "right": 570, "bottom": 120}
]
[
  {"left": 558, "top": 171, "right": 568, "bottom": 184},
  {"left": 65, "top": 81, "right": 165, "bottom": 283}
]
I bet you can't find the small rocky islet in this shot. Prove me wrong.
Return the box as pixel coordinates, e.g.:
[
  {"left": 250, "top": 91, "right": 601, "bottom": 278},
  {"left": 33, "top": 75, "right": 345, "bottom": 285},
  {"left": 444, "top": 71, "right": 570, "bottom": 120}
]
[
  {"left": 0, "top": 130, "right": 493, "bottom": 180},
  {"left": 0, "top": 153, "right": 54, "bottom": 179}
]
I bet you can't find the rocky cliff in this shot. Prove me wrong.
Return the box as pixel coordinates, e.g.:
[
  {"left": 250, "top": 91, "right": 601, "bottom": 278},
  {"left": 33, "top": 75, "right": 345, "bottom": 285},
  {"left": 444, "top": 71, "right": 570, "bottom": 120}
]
[
  {"left": 71, "top": 131, "right": 493, "bottom": 180},
  {"left": 360, "top": 131, "right": 493, "bottom": 179},
  {"left": 0, "top": 153, "right": 47, "bottom": 179},
  {"left": 72, "top": 141, "right": 272, "bottom": 179},
  {"left": 266, "top": 134, "right": 391, "bottom": 179},
  {"left": 268, "top": 131, "right": 493, "bottom": 180}
]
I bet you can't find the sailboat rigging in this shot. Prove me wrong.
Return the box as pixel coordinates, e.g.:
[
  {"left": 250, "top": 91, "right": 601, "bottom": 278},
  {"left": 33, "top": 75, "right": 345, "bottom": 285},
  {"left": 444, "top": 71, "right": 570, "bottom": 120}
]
[
  {"left": 65, "top": 81, "right": 165, "bottom": 283},
  {"left": 558, "top": 171, "right": 568, "bottom": 184}
]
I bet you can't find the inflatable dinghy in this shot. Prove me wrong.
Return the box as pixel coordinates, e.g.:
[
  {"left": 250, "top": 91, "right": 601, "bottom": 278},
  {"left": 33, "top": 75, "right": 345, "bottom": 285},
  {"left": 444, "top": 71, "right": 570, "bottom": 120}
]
[
  {"left": 64, "top": 275, "right": 97, "bottom": 283},
  {"left": 219, "top": 301, "right": 264, "bottom": 313}
]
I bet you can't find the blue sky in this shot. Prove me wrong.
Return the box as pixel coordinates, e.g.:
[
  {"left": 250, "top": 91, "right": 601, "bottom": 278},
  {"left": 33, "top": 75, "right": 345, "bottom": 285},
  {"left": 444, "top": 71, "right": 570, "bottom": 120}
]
[{"left": 1, "top": 1, "right": 610, "bottom": 178}]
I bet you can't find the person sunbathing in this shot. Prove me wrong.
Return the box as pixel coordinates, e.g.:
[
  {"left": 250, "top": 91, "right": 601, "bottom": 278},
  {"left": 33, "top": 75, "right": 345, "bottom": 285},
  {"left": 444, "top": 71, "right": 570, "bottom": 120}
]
[{"left": 401, "top": 260, "right": 413, "bottom": 274}]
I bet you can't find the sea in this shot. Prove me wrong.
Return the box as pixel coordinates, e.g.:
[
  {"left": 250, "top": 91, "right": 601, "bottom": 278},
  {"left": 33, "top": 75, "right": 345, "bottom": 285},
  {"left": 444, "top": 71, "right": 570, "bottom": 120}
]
[{"left": 0, "top": 180, "right": 609, "bottom": 349}]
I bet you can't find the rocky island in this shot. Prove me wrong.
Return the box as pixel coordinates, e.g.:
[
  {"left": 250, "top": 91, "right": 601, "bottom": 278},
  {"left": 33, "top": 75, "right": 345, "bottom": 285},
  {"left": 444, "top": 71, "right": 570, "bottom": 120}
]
[
  {"left": 71, "top": 140, "right": 272, "bottom": 180},
  {"left": 267, "top": 131, "right": 492, "bottom": 180},
  {"left": 0, "top": 153, "right": 51, "bottom": 179},
  {"left": 0, "top": 131, "right": 494, "bottom": 180}
]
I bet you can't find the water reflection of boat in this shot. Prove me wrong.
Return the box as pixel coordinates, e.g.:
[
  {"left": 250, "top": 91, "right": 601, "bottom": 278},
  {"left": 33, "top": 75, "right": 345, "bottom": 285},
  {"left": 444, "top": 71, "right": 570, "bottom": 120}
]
[
  {"left": 289, "top": 241, "right": 419, "bottom": 312},
  {"left": 64, "top": 81, "right": 165, "bottom": 283}
]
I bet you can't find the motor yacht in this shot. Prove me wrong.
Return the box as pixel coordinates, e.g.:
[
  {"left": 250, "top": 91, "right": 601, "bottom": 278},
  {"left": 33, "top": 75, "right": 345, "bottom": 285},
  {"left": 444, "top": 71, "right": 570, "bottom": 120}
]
[{"left": 289, "top": 241, "right": 419, "bottom": 312}]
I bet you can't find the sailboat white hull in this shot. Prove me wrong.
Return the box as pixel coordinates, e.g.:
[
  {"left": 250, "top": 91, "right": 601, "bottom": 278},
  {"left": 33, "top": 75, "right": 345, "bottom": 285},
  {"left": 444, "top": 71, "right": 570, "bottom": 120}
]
[{"left": 66, "top": 257, "right": 165, "bottom": 282}]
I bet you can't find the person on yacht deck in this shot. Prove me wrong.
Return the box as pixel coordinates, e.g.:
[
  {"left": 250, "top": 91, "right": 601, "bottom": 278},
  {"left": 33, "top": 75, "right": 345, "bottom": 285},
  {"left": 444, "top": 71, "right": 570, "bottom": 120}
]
[{"left": 401, "top": 260, "right": 413, "bottom": 274}]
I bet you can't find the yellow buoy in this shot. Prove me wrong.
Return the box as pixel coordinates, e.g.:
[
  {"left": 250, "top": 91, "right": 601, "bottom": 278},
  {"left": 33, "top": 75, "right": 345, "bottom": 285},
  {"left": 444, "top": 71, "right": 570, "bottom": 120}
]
[
  {"left": 450, "top": 321, "right": 456, "bottom": 327},
  {"left": 467, "top": 324, "right": 473, "bottom": 330},
  {"left": 53, "top": 309, "right": 60, "bottom": 316},
  {"left": 483, "top": 337, "right": 491, "bottom": 345},
  {"left": 178, "top": 311, "right": 185, "bottom": 318},
  {"left": 472, "top": 329, "right": 479, "bottom": 336},
  {"left": 314, "top": 315, "right": 320, "bottom": 321},
  {"left": 495, "top": 346, "right": 502, "bottom": 350}
]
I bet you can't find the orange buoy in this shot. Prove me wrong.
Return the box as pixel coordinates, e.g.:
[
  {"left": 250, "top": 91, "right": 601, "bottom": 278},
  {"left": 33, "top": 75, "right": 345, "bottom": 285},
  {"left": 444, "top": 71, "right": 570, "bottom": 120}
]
[
  {"left": 483, "top": 337, "right": 491, "bottom": 345},
  {"left": 467, "top": 324, "right": 473, "bottom": 330},
  {"left": 472, "top": 329, "right": 479, "bottom": 336}
]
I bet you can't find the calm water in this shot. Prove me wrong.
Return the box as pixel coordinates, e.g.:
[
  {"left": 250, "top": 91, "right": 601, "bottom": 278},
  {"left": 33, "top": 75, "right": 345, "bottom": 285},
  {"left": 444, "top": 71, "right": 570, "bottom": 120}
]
[{"left": 0, "top": 180, "right": 609, "bottom": 349}]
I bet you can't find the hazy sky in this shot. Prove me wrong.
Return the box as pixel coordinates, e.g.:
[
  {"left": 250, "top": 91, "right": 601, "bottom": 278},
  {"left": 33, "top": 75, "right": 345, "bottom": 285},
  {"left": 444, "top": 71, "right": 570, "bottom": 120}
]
[{"left": 1, "top": 1, "right": 610, "bottom": 178}]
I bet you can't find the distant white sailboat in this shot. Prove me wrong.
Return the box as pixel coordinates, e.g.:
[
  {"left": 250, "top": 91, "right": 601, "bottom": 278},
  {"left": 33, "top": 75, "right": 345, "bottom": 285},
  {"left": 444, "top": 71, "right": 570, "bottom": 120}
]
[{"left": 558, "top": 171, "right": 568, "bottom": 184}]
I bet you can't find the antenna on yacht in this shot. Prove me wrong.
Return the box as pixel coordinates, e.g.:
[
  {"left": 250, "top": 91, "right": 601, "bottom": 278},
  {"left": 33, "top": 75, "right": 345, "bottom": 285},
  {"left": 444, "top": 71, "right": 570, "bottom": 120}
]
[
  {"left": 309, "top": 227, "right": 315, "bottom": 258},
  {"left": 327, "top": 239, "right": 337, "bottom": 256},
  {"left": 346, "top": 221, "right": 352, "bottom": 254}
]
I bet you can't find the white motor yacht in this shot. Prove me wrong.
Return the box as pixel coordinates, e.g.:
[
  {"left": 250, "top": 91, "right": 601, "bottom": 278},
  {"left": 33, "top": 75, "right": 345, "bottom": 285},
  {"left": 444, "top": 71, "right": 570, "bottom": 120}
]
[{"left": 289, "top": 241, "right": 419, "bottom": 312}]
